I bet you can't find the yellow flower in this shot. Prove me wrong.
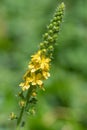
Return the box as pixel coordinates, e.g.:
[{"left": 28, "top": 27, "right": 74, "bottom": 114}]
[
  {"left": 40, "top": 56, "right": 50, "bottom": 71},
  {"left": 42, "top": 71, "right": 50, "bottom": 79},
  {"left": 28, "top": 62, "right": 40, "bottom": 72},
  {"left": 31, "top": 50, "right": 41, "bottom": 62},
  {"left": 19, "top": 81, "right": 30, "bottom": 91},
  {"left": 28, "top": 50, "right": 51, "bottom": 73},
  {"left": 27, "top": 72, "right": 43, "bottom": 86},
  {"left": 10, "top": 112, "right": 17, "bottom": 120},
  {"left": 31, "top": 73, "right": 43, "bottom": 86}
]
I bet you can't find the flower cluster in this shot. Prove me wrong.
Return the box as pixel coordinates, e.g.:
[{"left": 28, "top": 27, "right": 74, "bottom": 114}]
[
  {"left": 19, "top": 50, "right": 51, "bottom": 91},
  {"left": 19, "top": 2, "right": 65, "bottom": 93}
]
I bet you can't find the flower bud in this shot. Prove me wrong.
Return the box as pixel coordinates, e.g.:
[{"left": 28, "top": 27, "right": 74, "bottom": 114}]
[
  {"left": 32, "top": 92, "right": 37, "bottom": 97},
  {"left": 10, "top": 112, "right": 17, "bottom": 120},
  {"left": 19, "top": 100, "right": 26, "bottom": 107}
]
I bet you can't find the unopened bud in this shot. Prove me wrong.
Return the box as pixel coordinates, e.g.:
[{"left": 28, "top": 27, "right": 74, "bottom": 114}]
[
  {"left": 19, "top": 100, "right": 26, "bottom": 107},
  {"left": 49, "top": 46, "right": 54, "bottom": 51},
  {"left": 32, "top": 92, "right": 37, "bottom": 97},
  {"left": 10, "top": 112, "right": 17, "bottom": 120},
  {"left": 47, "top": 24, "right": 53, "bottom": 29},
  {"left": 48, "top": 36, "right": 54, "bottom": 42},
  {"left": 29, "top": 108, "right": 36, "bottom": 115},
  {"left": 48, "top": 30, "right": 53, "bottom": 35},
  {"left": 43, "top": 33, "right": 48, "bottom": 39}
]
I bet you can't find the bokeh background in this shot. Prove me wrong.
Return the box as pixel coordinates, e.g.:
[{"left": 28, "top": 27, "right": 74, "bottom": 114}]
[{"left": 0, "top": 0, "right": 87, "bottom": 130}]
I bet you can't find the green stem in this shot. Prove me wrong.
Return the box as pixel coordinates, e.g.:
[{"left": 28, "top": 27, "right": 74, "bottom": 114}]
[
  {"left": 16, "top": 86, "right": 33, "bottom": 129},
  {"left": 17, "top": 107, "right": 24, "bottom": 127}
]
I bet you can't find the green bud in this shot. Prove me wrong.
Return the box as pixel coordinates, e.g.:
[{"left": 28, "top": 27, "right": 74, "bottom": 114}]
[
  {"left": 48, "top": 30, "right": 53, "bottom": 35},
  {"left": 53, "top": 16, "right": 58, "bottom": 21},
  {"left": 53, "top": 22, "right": 57, "bottom": 26},
  {"left": 58, "top": 21, "right": 60, "bottom": 25},
  {"left": 40, "top": 42, "right": 44, "bottom": 48},
  {"left": 53, "top": 26, "right": 59, "bottom": 32},
  {"left": 41, "top": 49, "right": 47, "bottom": 55},
  {"left": 49, "top": 46, "right": 54, "bottom": 51},
  {"left": 58, "top": 11, "right": 63, "bottom": 16},
  {"left": 44, "top": 41, "right": 49, "bottom": 45},
  {"left": 56, "top": 16, "right": 60, "bottom": 20},
  {"left": 47, "top": 24, "right": 53, "bottom": 29},
  {"left": 48, "top": 36, "right": 54, "bottom": 42},
  {"left": 28, "top": 108, "right": 36, "bottom": 115},
  {"left": 53, "top": 34, "right": 58, "bottom": 39},
  {"left": 43, "top": 33, "right": 48, "bottom": 39},
  {"left": 60, "top": 2, "right": 65, "bottom": 10}
]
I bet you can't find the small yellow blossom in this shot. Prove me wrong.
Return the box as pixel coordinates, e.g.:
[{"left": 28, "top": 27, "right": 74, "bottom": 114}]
[
  {"left": 28, "top": 62, "right": 40, "bottom": 72},
  {"left": 42, "top": 71, "right": 50, "bottom": 79},
  {"left": 31, "top": 50, "right": 41, "bottom": 62},
  {"left": 29, "top": 51, "right": 51, "bottom": 72},
  {"left": 29, "top": 73, "right": 43, "bottom": 86},
  {"left": 40, "top": 56, "right": 51, "bottom": 70},
  {"left": 10, "top": 112, "right": 17, "bottom": 120},
  {"left": 19, "top": 81, "right": 30, "bottom": 91}
]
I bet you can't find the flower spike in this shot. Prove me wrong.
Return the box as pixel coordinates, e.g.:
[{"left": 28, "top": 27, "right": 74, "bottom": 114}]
[{"left": 10, "top": 2, "right": 65, "bottom": 128}]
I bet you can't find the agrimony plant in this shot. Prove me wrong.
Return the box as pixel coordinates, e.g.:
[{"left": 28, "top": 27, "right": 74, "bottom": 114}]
[{"left": 10, "top": 2, "right": 65, "bottom": 129}]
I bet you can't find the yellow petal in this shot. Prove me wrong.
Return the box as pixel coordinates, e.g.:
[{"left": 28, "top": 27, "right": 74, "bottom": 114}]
[{"left": 37, "top": 80, "right": 43, "bottom": 86}]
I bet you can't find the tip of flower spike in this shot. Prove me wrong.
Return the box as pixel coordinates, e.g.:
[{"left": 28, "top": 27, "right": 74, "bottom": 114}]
[{"left": 60, "top": 2, "right": 65, "bottom": 9}]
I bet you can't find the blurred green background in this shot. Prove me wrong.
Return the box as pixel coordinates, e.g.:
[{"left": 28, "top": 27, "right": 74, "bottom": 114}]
[{"left": 0, "top": 0, "right": 87, "bottom": 130}]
